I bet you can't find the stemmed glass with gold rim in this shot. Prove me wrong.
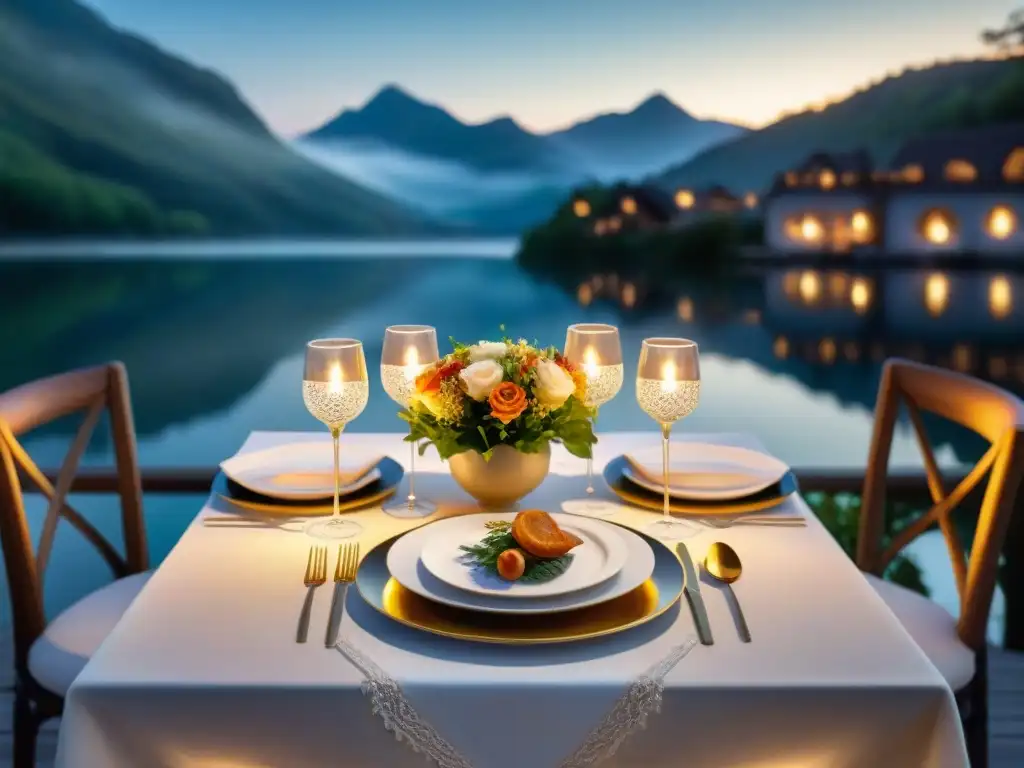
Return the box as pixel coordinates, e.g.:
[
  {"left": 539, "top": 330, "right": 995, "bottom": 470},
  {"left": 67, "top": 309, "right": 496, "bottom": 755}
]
[
  {"left": 636, "top": 337, "right": 701, "bottom": 540},
  {"left": 301, "top": 338, "right": 369, "bottom": 540},
  {"left": 563, "top": 323, "right": 623, "bottom": 515},
  {"left": 381, "top": 325, "right": 439, "bottom": 518}
]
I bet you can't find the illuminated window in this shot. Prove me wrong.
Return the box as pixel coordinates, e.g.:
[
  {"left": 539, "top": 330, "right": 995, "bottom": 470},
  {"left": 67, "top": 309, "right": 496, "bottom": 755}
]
[
  {"left": 675, "top": 189, "right": 695, "bottom": 209},
  {"left": 773, "top": 336, "right": 789, "bottom": 359},
  {"left": 594, "top": 220, "right": 607, "bottom": 235},
  {"left": 784, "top": 217, "right": 803, "bottom": 241},
  {"left": 677, "top": 297, "right": 694, "bottom": 322},
  {"left": 785, "top": 171, "right": 798, "bottom": 186},
  {"left": 819, "top": 170, "right": 836, "bottom": 190},
  {"left": 841, "top": 171, "right": 858, "bottom": 186},
  {"left": 818, "top": 338, "right": 837, "bottom": 365},
  {"left": 573, "top": 199, "right": 591, "bottom": 217},
  {"left": 798, "top": 270, "right": 821, "bottom": 304},
  {"left": 801, "top": 215, "right": 824, "bottom": 243},
  {"left": 944, "top": 159, "right": 977, "bottom": 183},
  {"left": 987, "top": 206, "right": 1017, "bottom": 240},
  {"left": 620, "top": 196, "right": 637, "bottom": 215},
  {"left": 1004, "top": 148, "right": 1024, "bottom": 182},
  {"left": 850, "top": 210, "right": 873, "bottom": 244},
  {"left": 850, "top": 277, "right": 872, "bottom": 314},
  {"left": 744, "top": 192, "right": 758, "bottom": 209},
  {"left": 919, "top": 209, "right": 957, "bottom": 245},
  {"left": 990, "top": 275, "right": 1012, "bottom": 319},
  {"left": 924, "top": 272, "right": 950, "bottom": 317},
  {"left": 828, "top": 272, "right": 848, "bottom": 301},
  {"left": 901, "top": 164, "right": 924, "bottom": 183}
]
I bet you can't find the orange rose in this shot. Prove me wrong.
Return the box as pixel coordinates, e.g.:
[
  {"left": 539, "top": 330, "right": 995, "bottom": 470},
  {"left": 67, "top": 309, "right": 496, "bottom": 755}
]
[
  {"left": 416, "top": 360, "right": 464, "bottom": 395},
  {"left": 488, "top": 381, "right": 528, "bottom": 424}
]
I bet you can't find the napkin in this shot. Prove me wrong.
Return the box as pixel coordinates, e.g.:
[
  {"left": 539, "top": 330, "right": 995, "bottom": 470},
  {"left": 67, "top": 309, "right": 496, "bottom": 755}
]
[
  {"left": 623, "top": 453, "right": 778, "bottom": 495},
  {"left": 263, "top": 456, "right": 381, "bottom": 489}
]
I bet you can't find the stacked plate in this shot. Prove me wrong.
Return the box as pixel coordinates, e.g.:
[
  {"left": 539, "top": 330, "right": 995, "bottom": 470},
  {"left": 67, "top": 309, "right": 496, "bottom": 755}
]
[
  {"left": 215, "top": 441, "right": 404, "bottom": 514},
  {"left": 355, "top": 511, "right": 686, "bottom": 644},
  {"left": 605, "top": 442, "right": 798, "bottom": 515}
]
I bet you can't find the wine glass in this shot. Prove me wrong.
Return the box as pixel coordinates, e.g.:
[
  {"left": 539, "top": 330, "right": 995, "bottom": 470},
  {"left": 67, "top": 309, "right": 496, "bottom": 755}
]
[
  {"left": 301, "top": 338, "right": 369, "bottom": 540},
  {"left": 636, "top": 338, "right": 701, "bottom": 540},
  {"left": 381, "top": 325, "right": 439, "bottom": 518},
  {"left": 563, "top": 323, "right": 623, "bottom": 516}
]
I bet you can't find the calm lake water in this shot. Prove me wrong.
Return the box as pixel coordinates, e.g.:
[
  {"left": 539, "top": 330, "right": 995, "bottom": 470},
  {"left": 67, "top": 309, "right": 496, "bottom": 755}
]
[{"left": 1, "top": 242, "right": 1021, "bottom": 641}]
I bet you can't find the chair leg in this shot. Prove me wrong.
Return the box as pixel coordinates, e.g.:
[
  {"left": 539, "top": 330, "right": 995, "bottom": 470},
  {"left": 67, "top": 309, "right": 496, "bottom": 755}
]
[
  {"left": 13, "top": 690, "right": 39, "bottom": 768},
  {"left": 963, "top": 645, "right": 988, "bottom": 768}
]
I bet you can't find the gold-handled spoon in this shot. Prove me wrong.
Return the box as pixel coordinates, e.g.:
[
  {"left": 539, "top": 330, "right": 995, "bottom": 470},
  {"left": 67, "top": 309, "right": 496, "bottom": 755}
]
[{"left": 704, "top": 542, "right": 751, "bottom": 643}]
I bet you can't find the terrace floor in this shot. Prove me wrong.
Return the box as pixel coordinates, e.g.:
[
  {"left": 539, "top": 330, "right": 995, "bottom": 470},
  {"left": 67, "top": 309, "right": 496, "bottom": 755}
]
[{"left": 0, "top": 640, "right": 1022, "bottom": 767}]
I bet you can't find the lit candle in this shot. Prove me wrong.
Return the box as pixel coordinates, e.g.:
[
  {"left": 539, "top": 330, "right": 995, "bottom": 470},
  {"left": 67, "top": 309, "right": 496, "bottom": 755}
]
[
  {"left": 403, "top": 346, "right": 420, "bottom": 381},
  {"left": 583, "top": 347, "right": 599, "bottom": 379},
  {"left": 328, "top": 363, "right": 343, "bottom": 394},
  {"left": 660, "top": 359, "right": 678, "bottom": 393}
]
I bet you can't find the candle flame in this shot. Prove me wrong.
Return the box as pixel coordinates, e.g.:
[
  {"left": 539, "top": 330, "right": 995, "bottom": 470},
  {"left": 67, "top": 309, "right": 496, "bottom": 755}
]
[
  {"left": 583, "top": 347, "right": 599, "bottom": 378},
  {"left": 660, "top": 359, "right": 678, "bottom": 393},
  {"left": 404, "top": 346, "right": 420, "bottom": 368},
  {"left": 328, "top": 363, "right": 343, "bottom": 394}
]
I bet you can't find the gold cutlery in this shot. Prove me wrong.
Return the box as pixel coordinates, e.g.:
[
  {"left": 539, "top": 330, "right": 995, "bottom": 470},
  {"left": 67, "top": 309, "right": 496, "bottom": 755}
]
[
  {"left": 704, "top": 542, "right": 750, "bottom": 643},
  {"left": 698, "top": 516, "right": 806, "bottom": 529},
  {"left": 676, "top": 543, "right": 713, "bottom": 645},
  {"left": 325, "top": 542, "right": 360, "bottom": 647},
  {"left": 297, "top": 545, "right": 327, "bottom": 643}
]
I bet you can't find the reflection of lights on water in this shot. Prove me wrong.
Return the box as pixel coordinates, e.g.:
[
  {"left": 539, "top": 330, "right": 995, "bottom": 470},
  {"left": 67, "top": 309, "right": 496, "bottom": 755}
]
[
  {"left": 828, "top": 272, "right": 848, "bottom": 300},
  {"left": 990, "top": 356, "right": 1009, "bottom": 380},
  {"left": 843, "top": 342, "right": 860, "bottom": 362},
  {"left": 798, "top": 271, "right": 821, "bottom": 304},
  {"left": 621, "top": 282, "right": 636, "bottom": 308},
  {"left": 850, "top": 278, "right": 872, "bottom": 314},
  {"left": 988, "top": 206, "right": 1017, "bottom": 240},
  {"left": 577, "top": 284, "right": 593, "bottom": 306},
  {"left": 952, "top": 344, "right": 972, "bottom": 373},
  {"left": 677, "top": 297, "right": 694, "bottom": 322},
  {"left": 573, "top": 199, "right": 591, "bottom": 217},
  {"left": 773, "top": 336, "right": 789, "bottom": 360},
  {"left": 924, "top": 273, "right": 950, "bottom": 317},
  {"left": 990, "top": 275, "right": 1012, "bottom": 319},
  {"left": 819, "top": 338, "right": 836, "bottom": 365}
]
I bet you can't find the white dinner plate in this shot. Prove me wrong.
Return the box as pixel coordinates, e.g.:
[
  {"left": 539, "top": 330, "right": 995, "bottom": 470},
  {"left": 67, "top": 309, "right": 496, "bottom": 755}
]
[
  {"left": 623, "top": 443, "right": 789, "bottom": 501},
  {"left": 417, "top": 512, "right": 628, "bottom": 599},
  {"left": 219, "top": 441, "right": 382, "bottom": 500},
  {"left": 387, "top": 514, "right": 655, "bottom": 614}
]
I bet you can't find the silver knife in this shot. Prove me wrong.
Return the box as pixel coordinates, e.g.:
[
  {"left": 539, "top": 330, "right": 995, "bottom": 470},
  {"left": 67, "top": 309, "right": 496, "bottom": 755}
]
[
  {"left": 324, "top": 582, "right": 349, "bottom": 647},
  {"left": 677, "top": 543, "right": 714, "bottom": 645}
]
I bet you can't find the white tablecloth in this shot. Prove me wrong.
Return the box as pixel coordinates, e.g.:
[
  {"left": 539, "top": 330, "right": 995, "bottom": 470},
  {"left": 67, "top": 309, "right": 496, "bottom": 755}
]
[{"left": 56, "top": 431, "right": 968, "bottom": 768}]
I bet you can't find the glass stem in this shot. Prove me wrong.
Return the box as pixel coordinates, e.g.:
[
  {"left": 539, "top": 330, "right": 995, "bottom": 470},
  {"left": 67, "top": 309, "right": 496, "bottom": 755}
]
[
  {"left": 408, "top": 440, "right": 417, "bottom": 507},
  {"left": 331, "top": 426, "right": 342, "bottom": 520},
  {"left": 661, "top": 422, "right": 671, "bottom": 520},
  {"left": 585, "top": 457, "right": 594, "bottom": 495}
]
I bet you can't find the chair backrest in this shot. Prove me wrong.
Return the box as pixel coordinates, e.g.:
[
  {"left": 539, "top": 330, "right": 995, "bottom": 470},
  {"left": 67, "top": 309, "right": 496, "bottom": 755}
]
[
  {"left": 0, "top": 362, "right": 148, "bottom": 678},
  {"left": 857, "top": 358, "right": 1024, "bottom": 650}
]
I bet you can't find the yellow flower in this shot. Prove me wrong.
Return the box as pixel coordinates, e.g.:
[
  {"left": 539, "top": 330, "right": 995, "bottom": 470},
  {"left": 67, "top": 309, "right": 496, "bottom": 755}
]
[
  {"left": 437, "top": 377, "right": 465, "bottom": 423},
  {"left": 570, "top": 369, "right": 588, "bottom": 403}
]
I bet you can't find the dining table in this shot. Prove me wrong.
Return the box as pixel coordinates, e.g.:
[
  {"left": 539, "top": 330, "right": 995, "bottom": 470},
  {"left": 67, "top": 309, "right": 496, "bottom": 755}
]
[{"left": 55, "top": 430, "right": 969, "bottom": 768}]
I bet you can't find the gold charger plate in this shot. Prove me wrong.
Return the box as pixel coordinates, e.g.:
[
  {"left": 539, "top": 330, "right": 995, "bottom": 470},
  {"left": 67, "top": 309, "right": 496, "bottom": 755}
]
[
  {"left": 604, "top": 455, "right": 799, "bottom": 516},
  {"left": 354, "top": 526, "right": 684, "bottom": 645},
  {"left": 211, "top": 456, "right": 403, "bottom": 516}
]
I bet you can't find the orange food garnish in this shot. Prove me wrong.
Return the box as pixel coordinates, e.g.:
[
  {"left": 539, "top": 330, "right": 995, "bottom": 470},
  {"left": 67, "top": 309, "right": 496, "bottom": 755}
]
[
  {"left": 496, "top": 548, "right": 526, "bottom": 580},
  {"left": 511, "top": 510, "right": 583, "bottom": 559}
]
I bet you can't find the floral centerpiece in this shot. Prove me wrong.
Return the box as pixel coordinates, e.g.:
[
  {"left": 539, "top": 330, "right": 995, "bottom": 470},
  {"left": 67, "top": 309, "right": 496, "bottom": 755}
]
[{"left": 400, "top": 333, "right": 597, "bottom": 461}]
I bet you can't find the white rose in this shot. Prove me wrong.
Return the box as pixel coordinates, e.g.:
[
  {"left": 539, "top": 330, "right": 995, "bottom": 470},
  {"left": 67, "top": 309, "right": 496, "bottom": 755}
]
[
  {"left": 459, "top": 360, "right": 504, "bottom": 401},
  {"left": 534, "top": 359, "right": 576, "bottom": 408},
  {"left": 468, "top": 341, "right": 508, "bottom": 362}
]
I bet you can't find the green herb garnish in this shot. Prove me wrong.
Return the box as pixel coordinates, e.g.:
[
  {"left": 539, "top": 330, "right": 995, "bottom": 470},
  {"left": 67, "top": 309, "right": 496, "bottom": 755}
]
[{"left": 459, "top": 521, "right": 573, "bottom": 583}]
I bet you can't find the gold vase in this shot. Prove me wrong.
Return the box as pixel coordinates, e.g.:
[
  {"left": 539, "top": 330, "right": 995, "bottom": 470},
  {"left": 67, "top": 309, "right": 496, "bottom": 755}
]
[{"left": 448, "top": 443, "right": 551, "bottom": 508}]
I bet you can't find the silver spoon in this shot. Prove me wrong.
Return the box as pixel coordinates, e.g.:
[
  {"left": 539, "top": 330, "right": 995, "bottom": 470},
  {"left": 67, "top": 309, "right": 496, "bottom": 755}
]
[{"left": 704, "top": 542, "right": 751, "bottom": 643}]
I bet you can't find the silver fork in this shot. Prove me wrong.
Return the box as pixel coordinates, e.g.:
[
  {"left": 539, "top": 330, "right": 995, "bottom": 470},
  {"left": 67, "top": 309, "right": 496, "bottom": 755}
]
[
  {"left": 325, "top": 542, "right": 360, "bottom": 647},
  {"left": 699, "top": 516, "right": 806, "bottom": 529},
  {"left": 297, "top": 545, "right": 327, "bottom": 643}
]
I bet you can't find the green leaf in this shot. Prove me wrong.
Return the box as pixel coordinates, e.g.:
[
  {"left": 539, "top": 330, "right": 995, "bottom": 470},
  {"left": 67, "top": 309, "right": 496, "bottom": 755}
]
[{"left": 520, "top": 554, "right": 574, "bottom": 582}]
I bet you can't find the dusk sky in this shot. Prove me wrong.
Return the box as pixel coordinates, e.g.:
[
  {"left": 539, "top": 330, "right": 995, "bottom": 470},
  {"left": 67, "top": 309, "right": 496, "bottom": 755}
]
[{"left": 85, "top": 0, "right": 1014, "bottom": 136}]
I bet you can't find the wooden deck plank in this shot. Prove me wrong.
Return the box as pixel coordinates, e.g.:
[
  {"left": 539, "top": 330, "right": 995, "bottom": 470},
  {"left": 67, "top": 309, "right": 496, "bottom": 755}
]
[{"left": 0, "top": 645, "right": 1020, "bottom": 766}]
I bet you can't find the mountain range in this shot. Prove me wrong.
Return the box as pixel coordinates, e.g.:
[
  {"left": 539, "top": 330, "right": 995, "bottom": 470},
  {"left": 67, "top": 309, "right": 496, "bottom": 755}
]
[
  {"left": 0, "top": 0, "right": 437, "bottom": 236},
  {"left": 302, "top": 85, "right": 746, "bottom": 182}
]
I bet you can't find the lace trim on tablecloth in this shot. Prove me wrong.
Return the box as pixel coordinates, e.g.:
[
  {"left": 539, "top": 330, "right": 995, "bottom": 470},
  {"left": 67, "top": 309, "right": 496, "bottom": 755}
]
[{"left": 336, "top": 634, "right": 697, "bottom": 768}]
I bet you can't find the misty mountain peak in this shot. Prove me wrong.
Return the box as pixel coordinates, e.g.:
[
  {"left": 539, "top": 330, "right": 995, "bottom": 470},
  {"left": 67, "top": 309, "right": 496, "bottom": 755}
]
[
  {"left": 362, "top": 83, "right": 428, "bottom": 112},
  {"left": 635, "top": 92, "right": 691, "bottom": 119}
]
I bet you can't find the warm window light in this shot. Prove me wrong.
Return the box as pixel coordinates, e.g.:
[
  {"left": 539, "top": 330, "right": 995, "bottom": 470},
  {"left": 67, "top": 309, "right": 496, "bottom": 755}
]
[
  {"left": 744, "top": 192, "right": 758, "bottom": 208},
  {"left": 828, "top": 272, "right": 848, "bottom": 300},
  {"left": 784, "top": 217, "right": 802, "bottom": 241},
  {"left": 819, "top": 338, "right": 837, "bottom": 365},
  {"left": 677, "top": 297, "right": 694, "bottom": 321},
  {"left": 675, "top": 189, "right": 695, "bottom": 209},
  {"left": 819, "top": 170, "right": 836, "bottom": 190},
  {"left": 924, "top": 273, "right": 950, "bottom": 317},
  {"left": 594, "top": 220, "right": 606, "bottom": 235},
  {"left": 801, "top": 215, "right": 823, "bottom": 242},
  {"left": 920, "top": 210, "right": 955, "bottom": 245},
  {"left": 1004, "top": 148, "right": 1024, "bottom": 182},
  {"left": 773, "top": 336, "right": 789, "bottom": 359},
  {"left": 785, "top": 171, "right": 798, "bottom": 186},
  {"left": 952, "top": 344, "right": 973, "bottom": 373},
  {"left": 902, "top": 164, "right": 924, "bottom": 183},
  {"left": 621, "top": 282, "right": 636, "bottom": 308},
  {"left": 944, "top": 159, "right": 977, "bottom": 183},
  {"left": 621, "top": 196, "right": 637, "bottom": 215},
  {"left": 990, "top": 275, "right": 1012, "bottom": 319},
  {"left": 850, "top": 210, "right": 873, "bottom": 243},
  {"left": 850, "top": 278, "right": 872, "bottom": 314},
  {"left": 841, "top": 171, "right": 858, "bottom": 186},
  {"left": 798, "top": 270, "right": 821, "bottom": 304},
  {"left": 573, "top": 199, "right": 591, "bottom": 217},
  {"left": 987, "top": 206, "right": 1017, "bottom": 240},
  {"left": 576, "top": 283, "right": 593, "bottom": 306}
]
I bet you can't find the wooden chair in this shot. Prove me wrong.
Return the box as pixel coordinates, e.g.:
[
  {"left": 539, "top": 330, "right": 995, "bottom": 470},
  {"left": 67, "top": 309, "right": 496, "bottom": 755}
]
[
  {"left": 0, "top": 363, "right": 151, "bottom": 767},
  {"left": 857, "top": 359, "right": 1024, "bottom": 768}
]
